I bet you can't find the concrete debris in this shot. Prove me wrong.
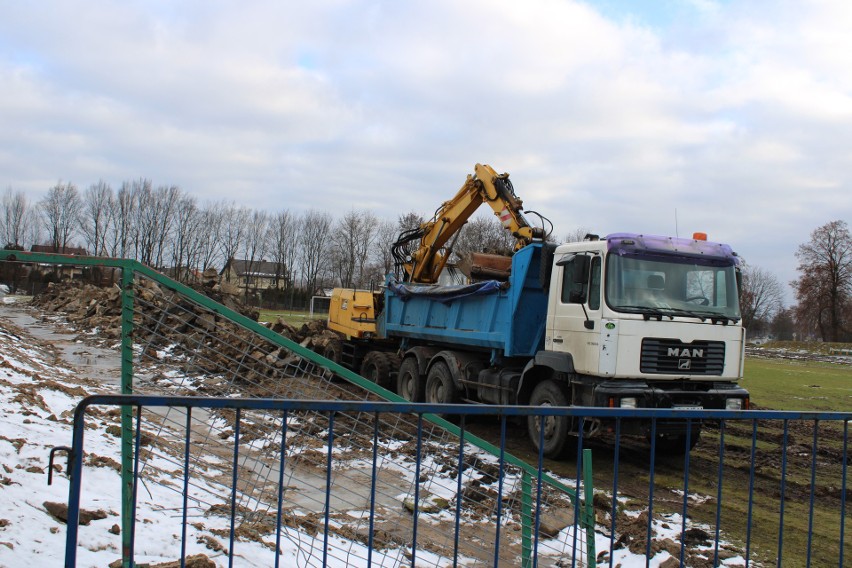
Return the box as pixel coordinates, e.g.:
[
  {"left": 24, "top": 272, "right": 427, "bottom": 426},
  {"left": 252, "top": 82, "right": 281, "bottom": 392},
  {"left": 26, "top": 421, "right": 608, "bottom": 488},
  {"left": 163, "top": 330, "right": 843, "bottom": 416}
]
[{"left": 30, "top": 278, "right": 337, "bottom": 391}]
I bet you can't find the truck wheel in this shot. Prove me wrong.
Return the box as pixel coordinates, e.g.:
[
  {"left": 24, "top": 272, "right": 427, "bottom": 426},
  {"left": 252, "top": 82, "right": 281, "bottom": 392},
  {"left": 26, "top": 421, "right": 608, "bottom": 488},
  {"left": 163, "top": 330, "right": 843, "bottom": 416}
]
[
  {"left": 425, "top": 361, "right": 458, "bottom": 404},
  {"left": 323, "top": 339, "right": 342, "bottom": 365},
  {"left": 384, "top": 352, "right": 402, "bottom": 375},
  {"left": 361, "top": 351, "right": 392, "bottom": 389},
  {"left": 527, "top": 380, "right": 573, "bottom": 459},
  {"left": 397, "top": 357, "right": 424, "bottom": 402}
]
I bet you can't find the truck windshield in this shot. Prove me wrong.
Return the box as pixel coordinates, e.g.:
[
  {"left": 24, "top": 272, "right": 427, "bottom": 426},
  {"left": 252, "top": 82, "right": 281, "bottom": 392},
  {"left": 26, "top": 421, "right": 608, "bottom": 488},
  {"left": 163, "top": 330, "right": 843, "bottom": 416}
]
[{"left": 605, "top": 253, "right": 741, "bottom": 321}]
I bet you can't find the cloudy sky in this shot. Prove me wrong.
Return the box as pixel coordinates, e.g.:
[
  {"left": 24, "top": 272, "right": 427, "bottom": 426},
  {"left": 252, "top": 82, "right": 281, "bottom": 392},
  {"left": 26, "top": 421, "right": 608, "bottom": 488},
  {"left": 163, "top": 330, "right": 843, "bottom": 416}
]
[{"left": 2, "top": 0, "right": 851, "bottom": 303}]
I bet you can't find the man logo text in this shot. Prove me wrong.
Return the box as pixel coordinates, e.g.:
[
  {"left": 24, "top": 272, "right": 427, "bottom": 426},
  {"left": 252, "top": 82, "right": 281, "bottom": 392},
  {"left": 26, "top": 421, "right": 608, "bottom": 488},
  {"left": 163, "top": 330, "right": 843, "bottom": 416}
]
[{"left": 668, "top": 348, "right": 704, "bottom": 358}]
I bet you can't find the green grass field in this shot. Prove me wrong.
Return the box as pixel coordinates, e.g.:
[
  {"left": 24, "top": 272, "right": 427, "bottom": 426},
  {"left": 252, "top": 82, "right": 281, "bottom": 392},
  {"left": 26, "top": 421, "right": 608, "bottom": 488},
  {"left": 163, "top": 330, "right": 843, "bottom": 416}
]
[
  {"left": 258, "top": 308, "right": 324, "bottom": 326},
  {"left": 743, "top": 355, "right": 852, "bottom": 411}
]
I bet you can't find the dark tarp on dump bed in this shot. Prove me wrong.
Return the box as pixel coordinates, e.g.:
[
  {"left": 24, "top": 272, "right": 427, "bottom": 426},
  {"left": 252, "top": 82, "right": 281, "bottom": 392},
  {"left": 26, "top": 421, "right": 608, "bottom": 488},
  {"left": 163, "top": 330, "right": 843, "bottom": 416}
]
[{"left": 387, "top": 279, "right": 506, "bottom": 304}]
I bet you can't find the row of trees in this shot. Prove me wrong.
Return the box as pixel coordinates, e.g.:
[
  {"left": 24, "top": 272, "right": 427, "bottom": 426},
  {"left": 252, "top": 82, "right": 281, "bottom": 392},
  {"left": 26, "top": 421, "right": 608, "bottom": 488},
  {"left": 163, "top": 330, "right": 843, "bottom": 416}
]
[
  {"left": 3, "top": 182, "right": 849, "bottom": 341},
  {"left": 1, "top": 181, "right": 516, "bottom": 301}
]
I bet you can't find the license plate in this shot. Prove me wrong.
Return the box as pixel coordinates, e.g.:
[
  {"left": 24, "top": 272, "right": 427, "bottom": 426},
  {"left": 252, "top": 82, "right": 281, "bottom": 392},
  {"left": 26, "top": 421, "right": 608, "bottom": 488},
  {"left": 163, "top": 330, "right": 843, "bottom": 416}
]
[{"left": 674, "top": 405, "right": 703, "bottom": 410}]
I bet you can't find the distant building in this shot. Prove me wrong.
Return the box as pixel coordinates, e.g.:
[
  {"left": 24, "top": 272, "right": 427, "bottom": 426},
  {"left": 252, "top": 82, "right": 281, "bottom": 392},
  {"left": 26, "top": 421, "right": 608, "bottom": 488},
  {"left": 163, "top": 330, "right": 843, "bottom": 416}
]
[
  {"left": 28, "top": 244, "right": 89, "bottom": 280},
  {"left": 221, "top": 258, "right": 287, "bottom": 295}
]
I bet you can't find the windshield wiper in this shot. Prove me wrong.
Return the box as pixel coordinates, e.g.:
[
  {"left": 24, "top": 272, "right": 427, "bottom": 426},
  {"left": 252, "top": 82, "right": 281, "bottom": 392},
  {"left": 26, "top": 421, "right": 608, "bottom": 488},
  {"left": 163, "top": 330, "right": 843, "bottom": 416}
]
[
  {"left": 615, "top": 305, "right": 739, "bottom": 324},
  {"left": 662, "top": 308, "right": 740, "bottom": 325},
  {"left": 614, "top": 305, "right": 671, "bottom": 321},
  {"left": 658, "top": 307, "right": 708, "bottom": 321}
]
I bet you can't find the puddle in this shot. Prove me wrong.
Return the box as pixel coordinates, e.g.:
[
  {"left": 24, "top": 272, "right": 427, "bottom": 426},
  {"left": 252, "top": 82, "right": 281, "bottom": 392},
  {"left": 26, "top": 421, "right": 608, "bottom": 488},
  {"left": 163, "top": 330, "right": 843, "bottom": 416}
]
[{"left": 0, "top": 302, "right": 122, "bottom": 386}]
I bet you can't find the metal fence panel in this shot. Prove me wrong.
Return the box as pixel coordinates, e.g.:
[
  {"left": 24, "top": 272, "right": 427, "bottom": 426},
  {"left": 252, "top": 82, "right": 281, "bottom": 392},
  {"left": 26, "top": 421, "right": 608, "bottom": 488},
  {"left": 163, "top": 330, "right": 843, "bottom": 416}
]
[{"left": 60, "top": 398, "right": 852, "bottom": 568}]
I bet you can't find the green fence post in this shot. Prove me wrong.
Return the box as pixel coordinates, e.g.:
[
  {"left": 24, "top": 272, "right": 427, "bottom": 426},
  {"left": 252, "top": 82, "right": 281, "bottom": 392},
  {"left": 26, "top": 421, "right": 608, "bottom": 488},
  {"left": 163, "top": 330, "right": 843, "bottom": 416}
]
[
  {"left": 582, "top": 448, "right": 596, "bottom": 565},
  {"left": 121, "top": 267, "right": 135, "bottom": 567},
  {"left": 521, "top": 471, "right": 533, "bottom": 568}
]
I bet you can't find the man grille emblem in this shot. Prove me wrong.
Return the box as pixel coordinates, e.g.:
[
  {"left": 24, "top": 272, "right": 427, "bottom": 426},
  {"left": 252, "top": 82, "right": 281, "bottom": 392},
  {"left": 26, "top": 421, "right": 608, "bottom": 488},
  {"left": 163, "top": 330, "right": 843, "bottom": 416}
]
[{"left": 678, "top": 359, "right": 692, "bottom": 370}]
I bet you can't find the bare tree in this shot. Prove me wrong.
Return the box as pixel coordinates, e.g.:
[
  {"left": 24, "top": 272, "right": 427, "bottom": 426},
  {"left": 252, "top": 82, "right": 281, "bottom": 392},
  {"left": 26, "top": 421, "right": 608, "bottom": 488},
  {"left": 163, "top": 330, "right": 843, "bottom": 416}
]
[
  {"left": 453, "top": 215, "right": 516, "bottom": 260},
  {"left": 330, "top": 209, "right": 377, "bottom": 288},
  {"left": 739, "top": 263, "right": 785, "bottom": 334},
  {"left": 152, "top": 185, "right": 181, "bottom": 268},
  {"left": 353, "top": 211, "right": 378, "bottom": 288},
  {"left": 298, "top": 209, "right": 333, "bottom": 296},
  {"left": 81, "top": 181, "right": 113, "bottom": 256},
  {"left": 397, "top": 211, "right": 424, "bottom": 235},
  {"left": 562, "top": 227, "right": 595, "bottom": 243},
  {"left": 365, "top": 219, "right": 400, "bottom": 286},
  {"left": 39, "top": 181, "right": 82, "bottom": 251},
  {"left": 106, "top": 182, "right": 137, "bottom": 259},
  {"left": 197, "top": 203, "right": 225, "bottom": 272},
  {"left": 131, "top": 180, "right": 154, "bottom": 263},
  {"left": 133, "top": 182, "right": 180, "bottom": 267},
  {"left": 2, "top": 188, "right": 29, "bottom": 248},
  {"left": 219, "top": 204, "right": 250, "bottom": 281},
  {"left": 269, "top": 209, "right": 298, "bottom": 291},
  {"left": 793, "top": 220, "right": 852, "bottom": 342},
  {"left": 22, "top": 207, "right": 42, "bottom": 251},
  {"left": 240, "top": 210, "right": 270, "bottom": 301},
  {"left": 168, "top": 195, "right": 202, "bottom": 281}
]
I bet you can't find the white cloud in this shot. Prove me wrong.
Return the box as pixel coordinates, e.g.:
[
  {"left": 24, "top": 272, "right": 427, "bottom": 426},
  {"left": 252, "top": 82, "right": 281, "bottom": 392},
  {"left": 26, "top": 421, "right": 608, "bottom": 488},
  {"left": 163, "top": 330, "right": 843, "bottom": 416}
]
[{"left": 1, "top": 0, "right": 852, "bottom": 303}]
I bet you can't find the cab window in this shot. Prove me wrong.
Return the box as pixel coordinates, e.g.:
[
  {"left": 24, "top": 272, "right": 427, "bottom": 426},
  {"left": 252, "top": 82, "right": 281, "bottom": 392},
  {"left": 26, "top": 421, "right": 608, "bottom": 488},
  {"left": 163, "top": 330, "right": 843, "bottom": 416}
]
[{"left": 560, "top": 254, "right": 600, "bottom": 308}]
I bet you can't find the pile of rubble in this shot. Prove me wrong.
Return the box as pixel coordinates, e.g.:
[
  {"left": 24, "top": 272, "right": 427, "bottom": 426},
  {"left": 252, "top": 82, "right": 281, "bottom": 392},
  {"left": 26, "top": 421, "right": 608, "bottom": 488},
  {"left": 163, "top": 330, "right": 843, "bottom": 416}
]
[{"left": 30, "top": 273, "right": 341, "bottom": 381}]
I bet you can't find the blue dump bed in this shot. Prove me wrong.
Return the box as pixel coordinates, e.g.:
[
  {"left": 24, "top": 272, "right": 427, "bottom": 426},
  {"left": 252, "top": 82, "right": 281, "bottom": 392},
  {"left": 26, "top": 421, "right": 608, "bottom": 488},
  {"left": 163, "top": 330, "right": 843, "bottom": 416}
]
[{"left": 380, "top": 244, "right": 549, "bottom": 358}]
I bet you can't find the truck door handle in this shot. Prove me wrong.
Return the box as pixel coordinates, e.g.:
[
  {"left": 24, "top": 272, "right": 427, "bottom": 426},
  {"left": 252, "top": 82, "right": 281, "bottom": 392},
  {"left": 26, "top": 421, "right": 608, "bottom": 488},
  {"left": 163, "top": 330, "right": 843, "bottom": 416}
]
[{"left": 553, "top": 337, "right": 563, "bottom": 343}]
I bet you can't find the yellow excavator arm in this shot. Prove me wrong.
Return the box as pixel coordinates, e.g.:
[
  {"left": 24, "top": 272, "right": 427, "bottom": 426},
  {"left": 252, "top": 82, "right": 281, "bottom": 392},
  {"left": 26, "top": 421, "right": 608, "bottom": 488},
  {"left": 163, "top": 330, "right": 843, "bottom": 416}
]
[{"left": 392, "top": 163, "right": 544, "bottom": 284}]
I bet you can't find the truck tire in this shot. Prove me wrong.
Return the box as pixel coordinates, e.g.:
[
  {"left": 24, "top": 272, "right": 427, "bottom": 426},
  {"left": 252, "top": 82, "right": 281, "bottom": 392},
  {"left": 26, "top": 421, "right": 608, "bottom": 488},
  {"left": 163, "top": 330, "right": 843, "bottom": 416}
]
[
  {"left": 385, "top": 352, "right": 402, "bottom": 376},
  {"left": 361, "top": 351, "right": 392, "bottom": 389},
  {"left": 323, "top": 339, "right": 343, "bottom": 365},
  {"left": 527, "top": 380, "right": 573, "bottom": 459},
  {"left": 425, "top": 360, "right": 458, "bottom": 404},
  {"left": 397, "top": 357, "right": 424, "bottom": 402}
]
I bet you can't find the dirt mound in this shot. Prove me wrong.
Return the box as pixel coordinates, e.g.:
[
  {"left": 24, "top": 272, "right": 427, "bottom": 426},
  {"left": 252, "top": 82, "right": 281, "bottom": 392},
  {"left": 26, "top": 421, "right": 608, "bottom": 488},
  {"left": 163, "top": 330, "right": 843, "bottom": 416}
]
[{"left": 30, "top": 277, "right": 339, "bottom": 389}]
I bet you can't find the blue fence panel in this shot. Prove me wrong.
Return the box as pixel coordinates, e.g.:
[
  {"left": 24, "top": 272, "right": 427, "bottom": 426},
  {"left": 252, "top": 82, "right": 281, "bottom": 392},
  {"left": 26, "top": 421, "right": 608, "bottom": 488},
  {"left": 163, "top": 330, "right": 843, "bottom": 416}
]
[{"left": 56, "top": 397, "right": 851, "bottom": 568}]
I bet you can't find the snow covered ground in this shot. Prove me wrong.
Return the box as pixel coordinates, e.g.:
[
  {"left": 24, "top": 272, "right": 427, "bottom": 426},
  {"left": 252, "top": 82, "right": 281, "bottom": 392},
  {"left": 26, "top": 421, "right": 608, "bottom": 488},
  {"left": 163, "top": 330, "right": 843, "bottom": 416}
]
[{"left": 0, "top": 295, "right": 748, "bottom": 567}]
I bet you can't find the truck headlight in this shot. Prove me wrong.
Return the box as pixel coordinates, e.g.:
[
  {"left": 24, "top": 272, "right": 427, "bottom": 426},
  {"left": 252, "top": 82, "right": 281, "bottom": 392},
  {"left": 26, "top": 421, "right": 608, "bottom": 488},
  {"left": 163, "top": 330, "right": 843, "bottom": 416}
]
[
  {"left": 620, "top": 397, "right": 637, "bottom": 409},
  {"left": 726, "top": 398, "right": 743, "bottom": 410}
]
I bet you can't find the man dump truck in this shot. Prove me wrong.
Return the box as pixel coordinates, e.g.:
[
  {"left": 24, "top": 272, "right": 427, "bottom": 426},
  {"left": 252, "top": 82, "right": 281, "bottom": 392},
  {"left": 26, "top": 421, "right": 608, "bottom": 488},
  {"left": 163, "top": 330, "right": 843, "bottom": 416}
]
[{"left": 325, "top": 164, "right": 749, "bottom": 457}]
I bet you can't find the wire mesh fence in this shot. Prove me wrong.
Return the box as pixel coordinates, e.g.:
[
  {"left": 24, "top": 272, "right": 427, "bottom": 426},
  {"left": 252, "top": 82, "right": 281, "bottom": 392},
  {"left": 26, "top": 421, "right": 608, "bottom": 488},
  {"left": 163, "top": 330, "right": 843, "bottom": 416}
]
[{"left": 0, "top": 253, "right": 588, "bottom": 567}]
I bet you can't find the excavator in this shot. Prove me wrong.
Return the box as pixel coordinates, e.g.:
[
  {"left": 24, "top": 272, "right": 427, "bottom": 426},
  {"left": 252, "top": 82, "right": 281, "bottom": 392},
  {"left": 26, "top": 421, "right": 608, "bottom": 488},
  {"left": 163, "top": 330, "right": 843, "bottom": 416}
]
[{"left": 390, "top": 163, "right": 549, "bottom": 284}]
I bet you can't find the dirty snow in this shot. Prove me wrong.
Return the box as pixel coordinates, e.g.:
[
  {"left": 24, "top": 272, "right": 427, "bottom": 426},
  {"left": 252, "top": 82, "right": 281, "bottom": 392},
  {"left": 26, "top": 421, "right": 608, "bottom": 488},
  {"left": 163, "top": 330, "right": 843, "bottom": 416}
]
[{"left": 0, "top": 298, "right": 747, "bottom": 567}]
